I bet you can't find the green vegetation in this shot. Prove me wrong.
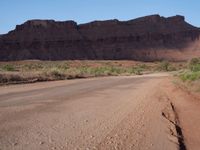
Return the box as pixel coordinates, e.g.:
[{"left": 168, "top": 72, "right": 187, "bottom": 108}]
[
  {"left": 172, "top": 58, "right": 200, "bottom": 94},
  {"left": 178, "top": 58, "right": 200, "bottom": 82},
  {"left": 188, "top": 58, "right": 200, "bottom": 72},
  {"left": 0, "top": 60, "right": 185, "bottom": 85},
  {"left": 2, "top": 64, "right": 15, "bottom": 71},
  {"left": 179, "top": 71, "right": 200, "bottom": 81},
  {"left": 157, "top": 60, "right": 177, "bottom": 72}
]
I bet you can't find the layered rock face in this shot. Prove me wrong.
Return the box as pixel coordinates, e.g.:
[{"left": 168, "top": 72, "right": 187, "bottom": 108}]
[{"left": 0, "top": 15, "right": 200, "bottom": 61}]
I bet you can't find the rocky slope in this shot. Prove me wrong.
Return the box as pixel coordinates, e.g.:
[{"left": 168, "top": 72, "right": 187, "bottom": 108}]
[{"left": 0, "top": 15, "right": 200, "bottom": 61}]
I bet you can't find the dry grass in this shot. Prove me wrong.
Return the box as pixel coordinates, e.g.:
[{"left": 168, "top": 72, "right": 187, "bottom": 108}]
[
  {"left": 0, "top": 60, "right": 186, "bottom": 85},
  {"left": 173, "top": 58, "right": 200, "bottom": 94}
]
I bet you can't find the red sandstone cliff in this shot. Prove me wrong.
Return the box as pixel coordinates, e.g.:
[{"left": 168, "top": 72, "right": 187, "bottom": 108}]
[{"left": 0, "top": 15, "right": 200, "bottom": 61}]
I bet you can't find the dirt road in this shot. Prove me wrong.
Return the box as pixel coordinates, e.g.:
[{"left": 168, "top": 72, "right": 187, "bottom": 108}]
[{"left": 0, "top": 74, "right": 182, "bottom": 150}]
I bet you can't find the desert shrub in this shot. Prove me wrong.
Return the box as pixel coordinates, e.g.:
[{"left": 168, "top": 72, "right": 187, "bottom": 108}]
[
  {"left": 168, "top": 66, "right": 177, "bottom": 71},
  {"left": 156, "top": 61, "right": 177, "bottom": 71},
  {"left": 0, "top": 74, "right": 8, "bottom": 83},
  {"left": 0, "top": 74, "right": 23, "bottom": 83},
  {"left": 177, "top": 58, "right": 200, "bottom": 82},
  {"left": 48, "top": 68, "right": 65, "bottom": 79},
  {"left": 92, "top": 67, "right": 108, "bottom": 76},
  {"left": 78, "top": 66, "right": 92, "bottom": 75},
  {"left": 8, "top": 74, "right": 23, "bottom": 82},
  {"left": 179, "top": 71, "right": 200, "bottom": 82},
  {"left": 22, "top": 63, "right": 44, "bottom": 71},
  {"left": 83, "top": 66, "right": 121, "bottom": 76},
  {"left": 2, "top": 64, "right": 15, "bottom": 71},
  {"left": 138, "top": 64, "right": 148, "bottom": 69},
  {"left": 188, "top": 58, "right": 200, "bottom": 72},
  {"left": 158, "top": 61, "right": 170, "bottom": 71},
  {"left": 125, "top": 66, "right": 144, "bottom": 75},
  {"left": 132, "top": 67, "right": 143, "bottom": 75},
  {"left": 56, "top": 63, "right": 69, "bottom": 70},
  {"left": 61, "top": 64, "right": 69, "bottom": 70},
  {"left": 109, "top": 66, "right": 123, "bottom": 74}
]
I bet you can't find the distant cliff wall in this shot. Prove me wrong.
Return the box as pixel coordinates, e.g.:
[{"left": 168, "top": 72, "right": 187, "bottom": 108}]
[{"left": 0, "top": 15, "right": 200, "bottom": 61}]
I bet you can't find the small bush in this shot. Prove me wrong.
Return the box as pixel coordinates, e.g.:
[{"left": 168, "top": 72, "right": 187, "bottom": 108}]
[
  {"left": 2, "top": 64, "right": 15, "bottom": 71},
  {"left": 48, "top": 68, "right": 65, "bottom": 79},
  {"left": 188, "top": 58, "right": 200, "bottom": 72},
  {"left": 138, "top": 64, "right": 148, "bottom": 69},
  {"left": 179, "top": 71, "right": 200, "bottom": 82},
  {"left": 158, "top": 61, "right": 170, "bottom": 71},
  {"left": 128, "top": 67, "right": 143, "bottom": 75},
  {"left": 177, "top": 58, "right": 200, "bottom": 82},
  {"left": 0, "top": 74, "right": 23, "bottom": 83}
]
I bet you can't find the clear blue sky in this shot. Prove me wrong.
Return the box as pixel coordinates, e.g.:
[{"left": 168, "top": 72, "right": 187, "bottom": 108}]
[{"left": 0, "top": 0, "right": 199, "bottom": 34}]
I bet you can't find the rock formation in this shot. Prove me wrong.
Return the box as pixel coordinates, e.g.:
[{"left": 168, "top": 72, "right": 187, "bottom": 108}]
[{"left": 0, "top": 14, "right": 200, "bottom": 61}]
